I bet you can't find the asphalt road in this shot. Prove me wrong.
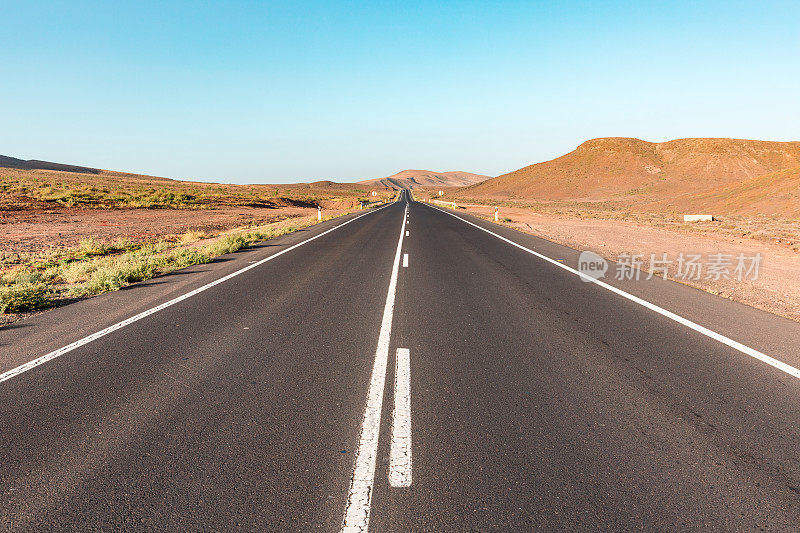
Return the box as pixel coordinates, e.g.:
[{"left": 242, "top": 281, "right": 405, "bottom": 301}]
[{"left": 3, "top": 189, "right": 800, "bottom": 531}]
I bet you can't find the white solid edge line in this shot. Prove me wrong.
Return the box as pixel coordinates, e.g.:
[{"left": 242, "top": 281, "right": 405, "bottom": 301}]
[
  {"left": 426, "top": 203, "right": 800, "bottom": 381},
  {"left": 0, "top": 203, "right": 395, "bottom": 385},
  {"left": 341, "top": 204, "right": 407, "bottom": 533},
  {"left": 402, "top": 253, "right": 409, "bottom": 268},
  {"left": 389, "top": 347, "right": 412, "bottom": 487}
]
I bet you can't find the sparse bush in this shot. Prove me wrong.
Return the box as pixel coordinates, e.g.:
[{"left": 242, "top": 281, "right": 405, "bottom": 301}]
[
  {"left": 0, "top": 283, "right": 52, "bottom": 313},
  {"left": 2, "top": 267, "right": 43, "bottom": 286},
  {"left": 69, "top": 255, "right": 158, "bottom": 296},
  {"left": 77, "top": 238, "right": 113, "bottom": 257},
  {"left": 180, "top": 230, "right": 209, "bottom": 244},
  {"left": 111, "top": 237, "right": 137, "bottom": 250},
  {"left": 62, "top": 260, "right": 97, "bottom": 284},
  {"left": 205, "top": 234, "right": 249, "bottom": 256},
  {"left": 168, "top": 248, "right": 211, "bottom": 268},
  {"left": 0, "top": 210, "right": 345, "bottom": 314}
]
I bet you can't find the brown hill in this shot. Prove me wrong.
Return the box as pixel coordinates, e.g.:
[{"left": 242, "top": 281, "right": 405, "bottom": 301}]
[
  {"left": 360, "top": 169, "right": 490, "bottom": 189},
  {"left": 0, "top": 154, "right": 174, "bottom": 181},
  {"left": 647, "top": 165, "right": 800, "bottom": 218},
  {"left": 0, "top": 154, "right": 102, "bottom": 175},
  {"left": 463, "top": 138, "right": 800, "bottom": 204}
]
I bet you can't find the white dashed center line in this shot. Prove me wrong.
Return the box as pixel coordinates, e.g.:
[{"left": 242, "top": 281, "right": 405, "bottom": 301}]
[
  {"left": 389, "top": 348, "right": 412, "bottom": 487},
  {"left": 341, "top": 207, "right": 407, "bottom": 532}
]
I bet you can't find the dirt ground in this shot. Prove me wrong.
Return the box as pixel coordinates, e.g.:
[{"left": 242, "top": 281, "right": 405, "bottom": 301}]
[
  {"left": 0, "top": 206, "right": 326, "bottom": 253},
  {"left": 0, "top": 205, "right": 357, "bottom": 326},
  {"left": 451, "top": 203, "right": 800, "bottom": 322}
]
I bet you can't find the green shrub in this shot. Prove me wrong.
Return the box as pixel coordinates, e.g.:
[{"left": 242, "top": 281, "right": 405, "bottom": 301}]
[
  {"left": 62, "top": 260, "right": 97, "bottom": 283},
  {"left": 168, "top": 248, "right": 211, "bottom": 268},
  {"left": 180, "top": 230, "right": 208, "bottom": 244},
  {"left": 0, "top": 283, "right": 52, "bottom": 313},
  {"left": 205, "top": 234, "right": 249, "bottom": 256},
  {"left": 77, "top": 238, "right": 113, "bottom": 257},
  {"left": 71, "top": 256, "right": 158, "bottom": 295},
  {"left": 2, "top": 268, "right": 43, "bottom": 285}
]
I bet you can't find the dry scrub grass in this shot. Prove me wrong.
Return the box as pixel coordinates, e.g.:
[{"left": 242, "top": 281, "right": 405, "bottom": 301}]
[
  {"left": 0, "top": 210, "right": 357, "bottom": 315},
  {"left": 0, "top": 167, "right": 390, "bottom": 210}
]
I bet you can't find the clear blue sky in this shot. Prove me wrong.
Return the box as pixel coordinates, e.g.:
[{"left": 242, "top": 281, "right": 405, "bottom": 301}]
[{"left": 2, "top": 1, "right": 798, "bottom": 183}]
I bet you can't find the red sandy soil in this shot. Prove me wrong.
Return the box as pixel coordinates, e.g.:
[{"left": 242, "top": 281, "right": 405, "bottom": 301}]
[{"left": 0, "top": 206, "right": 321, "bottom": 254}]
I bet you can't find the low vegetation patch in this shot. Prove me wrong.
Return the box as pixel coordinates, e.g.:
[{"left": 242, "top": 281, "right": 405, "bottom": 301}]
[
  {"left": 0, "top": 283, "right": 52, "bottom": 313},
  {"left": 0, "top": 212, "right": 351, "bottom": 315},
  {"left": 0, "top": 167, "right": 387, "bottom": 210}
]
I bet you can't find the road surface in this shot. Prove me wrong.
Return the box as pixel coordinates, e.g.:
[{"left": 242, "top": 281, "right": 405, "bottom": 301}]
[{"left": 2, "top": 190, "right": 800, "bottom": 531}]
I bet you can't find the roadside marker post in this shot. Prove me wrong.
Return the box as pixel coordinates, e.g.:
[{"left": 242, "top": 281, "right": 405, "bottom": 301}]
[
  {"left": 494, "top": 207, "right": 499, "bottom": 222},
  {"left": 317, "top": 206, "right": 322, "bottom": 221},
  {"left": 452, "top": 201, "right": 456, "bottom": 209}
]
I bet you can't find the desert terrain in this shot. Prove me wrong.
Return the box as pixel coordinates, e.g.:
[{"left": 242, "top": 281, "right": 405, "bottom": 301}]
[
  {"left": 416, "top": 137, "right": 800, "bottom": 321},
  {"left": 0, "top": 161, "right": 393, "bottom": 320},
  {"left": 3, "top": 138, "right": 799, "bottom": 324},
  {"left": 463, "top": 137, "right": 800, "bottom": 208}
]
